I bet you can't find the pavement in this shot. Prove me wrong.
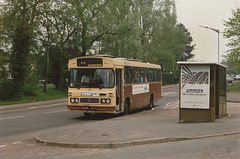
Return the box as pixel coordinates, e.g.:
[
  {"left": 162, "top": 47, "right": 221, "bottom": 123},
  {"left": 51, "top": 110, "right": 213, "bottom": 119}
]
[
  {"left": 35, "top": 89, "right": 239, "bottom": 149},
  {"left": 227, "top": 89, "right": 240, "bottom": 103},
  {"left": 34, "top": 101, "right": 240, "bottom": 149},
  {"left": 1, "top": 88, "right": 240, "bottom": 149}
]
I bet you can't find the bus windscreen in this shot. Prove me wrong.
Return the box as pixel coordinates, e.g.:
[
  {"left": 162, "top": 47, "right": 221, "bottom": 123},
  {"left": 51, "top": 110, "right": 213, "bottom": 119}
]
[{"left": 70, "top": 69, "right": 114, "bottom": 88}]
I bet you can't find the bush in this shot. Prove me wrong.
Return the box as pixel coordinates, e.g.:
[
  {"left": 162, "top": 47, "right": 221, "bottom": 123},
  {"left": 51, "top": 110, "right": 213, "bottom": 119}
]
[
  {"left": 0, "top": 79, "right": 37, "bottom": 101},
  {"left": 23, "top": 70, "right": 38, "bottom": 96},
  {"left": 23, "top": 84, "right": 37, "bottom": 96},
  {"left": 0, "top": 79, "right": 15, "bottom": 100},
  {"left": 162, "top": 70, "right": 179, "bottom": 85}
]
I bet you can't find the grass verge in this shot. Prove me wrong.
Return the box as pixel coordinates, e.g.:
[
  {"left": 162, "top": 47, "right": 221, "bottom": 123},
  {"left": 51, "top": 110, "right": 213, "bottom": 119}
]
[
  {"left": 229, "top": 81, "right": 240, "bottom": 91},
  {"left": 0, "top": 84, "right": 67, "bottom": 106}
]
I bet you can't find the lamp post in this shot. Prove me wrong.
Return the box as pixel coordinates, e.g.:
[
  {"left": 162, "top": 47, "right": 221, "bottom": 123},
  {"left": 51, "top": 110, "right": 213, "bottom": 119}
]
[{"left": 199, "top": 25, "right": 220, "bottom": 63}]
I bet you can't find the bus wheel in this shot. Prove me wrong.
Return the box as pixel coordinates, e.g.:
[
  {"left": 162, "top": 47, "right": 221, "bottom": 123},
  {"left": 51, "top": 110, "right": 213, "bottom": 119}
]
[
  {"left": 148, "top": 95, "right": 154, "bottom": 110},
  {"left": 84, "top": 113, "right": 92, "bottom": 118},
  {"left": 124, "top": 99, "right": 130, "bottom": 115}
]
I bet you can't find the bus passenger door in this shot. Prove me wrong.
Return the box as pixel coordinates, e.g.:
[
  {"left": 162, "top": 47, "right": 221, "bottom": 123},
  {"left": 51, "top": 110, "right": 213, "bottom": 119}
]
[{"left": 116, "top": 69, "right": 122, "bottom": 111}]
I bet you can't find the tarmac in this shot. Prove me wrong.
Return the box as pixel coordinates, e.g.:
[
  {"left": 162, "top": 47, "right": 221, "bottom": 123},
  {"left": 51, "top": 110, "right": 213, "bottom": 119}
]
[{"left": 1, "top": 87, "right": 240, "bottom": 149}]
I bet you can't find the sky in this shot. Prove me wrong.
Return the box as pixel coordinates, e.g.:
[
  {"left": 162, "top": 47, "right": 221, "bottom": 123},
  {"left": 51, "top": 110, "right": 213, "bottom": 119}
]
[{"left": 175, "top": 0, "right": 240, "bottom": 63}]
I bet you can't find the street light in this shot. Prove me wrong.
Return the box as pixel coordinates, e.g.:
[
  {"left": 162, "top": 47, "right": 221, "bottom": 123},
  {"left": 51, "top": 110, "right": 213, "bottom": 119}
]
[{"left": 199, "top": 25, "right": 220, "bottom": 63}]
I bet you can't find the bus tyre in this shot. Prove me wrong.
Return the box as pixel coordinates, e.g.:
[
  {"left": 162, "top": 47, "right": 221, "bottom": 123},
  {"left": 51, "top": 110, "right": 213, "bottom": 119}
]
[
  {"left": 148, "top": 95, "right": 154, "bottom": 110},
  {"left": 124, "top": 99, "right": 130, "bottom": 115},
  {"left": 84, "top": 113, "right": 92, "bottom": 118}
]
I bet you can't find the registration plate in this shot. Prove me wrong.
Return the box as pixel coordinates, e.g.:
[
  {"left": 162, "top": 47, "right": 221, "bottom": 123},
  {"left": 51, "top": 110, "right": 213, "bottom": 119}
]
[
  {"left": 81, "top": 92, "right": 98, "bottom": 96},
  {"left": 84, "top": 110, "right": 96, "bottom": 113}
]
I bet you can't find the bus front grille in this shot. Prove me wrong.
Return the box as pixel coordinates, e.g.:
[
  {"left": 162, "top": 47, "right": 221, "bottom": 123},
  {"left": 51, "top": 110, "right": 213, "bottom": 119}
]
[{"left": 80, "top": 98, "right": 99, "bottom": 103}]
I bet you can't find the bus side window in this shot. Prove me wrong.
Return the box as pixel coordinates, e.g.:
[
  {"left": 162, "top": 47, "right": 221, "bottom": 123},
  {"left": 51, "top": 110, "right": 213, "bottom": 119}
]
[
  {"left": 148, "top": 69, "right": 153, "bottom": 82},
  {"left": 124, "top": 67, "right": 127, "bottom": 84},
  {"left": 154, "top": 69, "right": 158, "bottom": 82},
  {"left": 133, "top": 67, "right": 140, "bottom": 83},
  {"left": 140, "top": 68, "right": 147, "bottom": 83},
  {"left": 124, "top": 66, "right": 132, "bottom": 84},
  {"left": 158, "top": 69, "right": 161, "bottom": 82}
]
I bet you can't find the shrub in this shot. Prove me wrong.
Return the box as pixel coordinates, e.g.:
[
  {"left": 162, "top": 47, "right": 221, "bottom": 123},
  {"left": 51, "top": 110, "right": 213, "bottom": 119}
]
[
  {"left": 23, "top": 84, "right": 37, "bottom": 96},
  {"left": 0, "top": 79, "right": 15, "bottom": 100}
]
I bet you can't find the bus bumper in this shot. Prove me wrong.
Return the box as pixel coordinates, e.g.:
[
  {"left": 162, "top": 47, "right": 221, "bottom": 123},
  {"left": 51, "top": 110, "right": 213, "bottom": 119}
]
[{"left": 67, "top": 105, "right": 116, "bottom": 114}]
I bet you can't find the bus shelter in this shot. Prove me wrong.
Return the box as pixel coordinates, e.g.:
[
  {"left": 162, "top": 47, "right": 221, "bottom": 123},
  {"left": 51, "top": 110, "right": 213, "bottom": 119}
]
[{"left": 177, "top": 62, "right": 227, "bottom": 122}]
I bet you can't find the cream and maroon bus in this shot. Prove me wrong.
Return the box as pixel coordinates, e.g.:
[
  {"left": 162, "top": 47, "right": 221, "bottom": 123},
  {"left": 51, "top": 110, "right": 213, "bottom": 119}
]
[{"left": 67, "top": 56, "right": 162, "bottom": 116}]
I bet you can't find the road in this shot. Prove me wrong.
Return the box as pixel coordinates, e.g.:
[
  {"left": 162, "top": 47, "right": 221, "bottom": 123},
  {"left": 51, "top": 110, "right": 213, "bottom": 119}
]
[
  {"left": 0, "top": 85, "right": 179, "bottom": 145},
  {"left": 0, "top": 101, "right": 101, "bottom": 145},
  {"left": 1, "top": 85, "right": 239, "bottom": 158}
]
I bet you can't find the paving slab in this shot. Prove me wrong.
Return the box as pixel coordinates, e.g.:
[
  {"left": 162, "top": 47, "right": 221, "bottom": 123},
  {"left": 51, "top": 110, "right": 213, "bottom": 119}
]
[{"left": 227, "top": 90, "right": 240, "bottom": 102}]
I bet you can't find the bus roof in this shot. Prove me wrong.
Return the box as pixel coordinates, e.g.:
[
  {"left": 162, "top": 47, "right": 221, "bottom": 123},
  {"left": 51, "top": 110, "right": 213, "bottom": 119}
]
[{"left": 68, "top": 56, "right": 161, "bottom": 69}]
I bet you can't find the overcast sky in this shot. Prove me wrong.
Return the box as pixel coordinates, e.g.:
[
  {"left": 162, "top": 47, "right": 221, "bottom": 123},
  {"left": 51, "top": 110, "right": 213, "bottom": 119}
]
[{"left": 175, "top": 0, "right": 240, "bottom": 63}]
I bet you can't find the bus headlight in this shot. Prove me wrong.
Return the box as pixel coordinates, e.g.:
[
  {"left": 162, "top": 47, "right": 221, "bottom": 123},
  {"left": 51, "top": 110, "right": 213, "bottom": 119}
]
[
  {"left": 70, "top": 98, "right": 79, "bottom": 103},
  {"left": 106, "top": 99, "right": 111, "bottom": 103},
  {"left": 101, "top": 98, "right": 111, "bottom": 104},
  {"left": 75, "top": 98, "right": 79, "bottom": 103}
]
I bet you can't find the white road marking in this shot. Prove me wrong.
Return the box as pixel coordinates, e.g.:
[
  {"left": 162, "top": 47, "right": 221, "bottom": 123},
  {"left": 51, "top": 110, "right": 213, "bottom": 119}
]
[
  {"left": 1, "top": 102, "right": 67, "bottom": 112},
  {"left": 44, "top": 109, "right": 67, "bottom": 114},
  {"left": 0, "top": 145, "right": 7, "bottom": 148},
  {"left": 162, "top": 92, "right": 177, "bottom": 95},
  {"left": 169, "top": 104, "right": 179, "bottom": 109},
  {"left": 0, "top": 142, "right": 22, "bottom": 148},
  {"left": 29, "top": 102, "right": 67, "bottom": 109},
  {"left": 28, "top": 107, "right": 37, "bottom": 109},
  {"left": 0, "top": 115, "right": 25, "bottom": 121},
  {"left": 48, "top": 103, "right": 66, "bottom": 106},
  {"left": 162, "top": 102, "right": 179, "bottom": 110},
  {"left": 12, "top": 141, "right": 21, "bottom": 145}
]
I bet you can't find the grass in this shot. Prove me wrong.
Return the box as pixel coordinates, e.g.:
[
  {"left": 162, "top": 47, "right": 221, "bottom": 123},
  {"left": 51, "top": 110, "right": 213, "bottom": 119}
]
[
  {"left": 0, "top": 84, "right": 67, "bottom": 106},
  {"left": 229, "top": 81, "right": 240, "bottom": 91}
]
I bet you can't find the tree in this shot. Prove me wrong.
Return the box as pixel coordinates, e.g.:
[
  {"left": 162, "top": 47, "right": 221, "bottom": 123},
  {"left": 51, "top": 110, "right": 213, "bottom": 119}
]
[
  {"left": 98, "top": 0, "right": 195, "bottom": 70},
  {"left": 68, "top": 0, "right": 119, "bottom": 57},
  {"left": 1, "top": 0, "right": 42, "bottom": 99},
  {"left": 35, "top": 0, "right": 117, "bottom": 90},
  {"left": 98, "top": 0, "right": 143, "bottom": 58},
  {"left": 0, "top": 6, "right": 10, "bottom": 71},
  {"left": 223, "top": 8, "right": 240, "bottom": 72},
  {"left": 36, "top": 0, "right": 77, "bottom": 90},
  {"left": 176, "top": 23, "right": 195, "bottom": 60},
  {"left": 0, "top": 25, "right": 10, "bottom": 75},
  {"left": 1, "top": 0, "right": 196, "bottom": 96}
]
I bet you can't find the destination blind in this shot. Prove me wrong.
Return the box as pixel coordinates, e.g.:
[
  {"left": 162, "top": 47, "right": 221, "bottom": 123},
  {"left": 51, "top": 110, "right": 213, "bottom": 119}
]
[{"left": 77, "top": 58, "right": 103, "bottom": 67}]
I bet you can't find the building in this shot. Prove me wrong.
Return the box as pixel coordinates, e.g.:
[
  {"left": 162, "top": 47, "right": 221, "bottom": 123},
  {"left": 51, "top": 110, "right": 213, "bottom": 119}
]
[{"left": 0, "top": 64, "right": 12, "bottom": 79}]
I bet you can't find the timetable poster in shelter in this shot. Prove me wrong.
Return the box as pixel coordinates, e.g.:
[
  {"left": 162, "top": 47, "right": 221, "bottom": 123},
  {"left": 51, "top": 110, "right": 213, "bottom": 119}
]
[{"left": 180, "top": 65, "right": 210, "bottom": 109}]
